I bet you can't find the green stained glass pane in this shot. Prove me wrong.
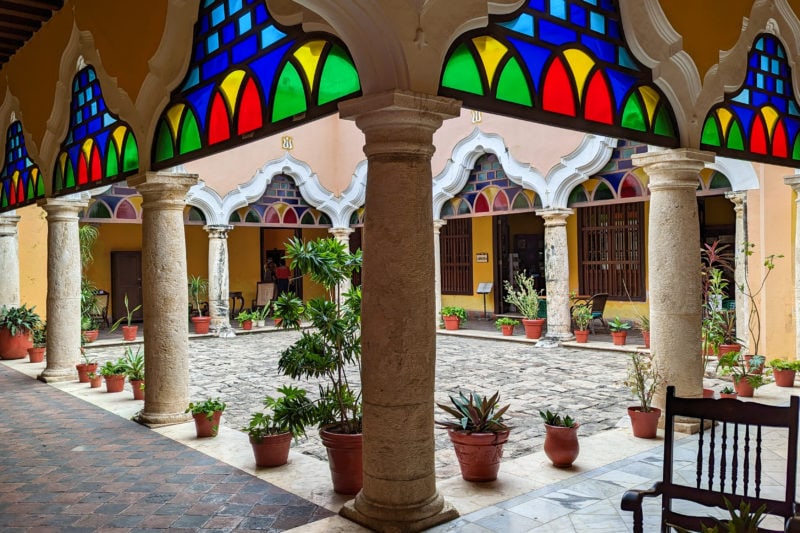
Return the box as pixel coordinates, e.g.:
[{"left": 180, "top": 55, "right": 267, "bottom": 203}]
[
  {"left": 26, "top": 179, "right": 34, "bottom": 199},
  {"left": 533, "top": 195, "right": 542, "bottom": 208},
  {"left": 318, "top": 45, "right": 361, "bottom": 105},
  {"left": 122, "top": 134, "right": 139, "bottom": 172},
  {"left": 653, "top": 106, "right": 674, "bottom": 137},
  {"left": 36, "top": 178, "right": 44, "bottom": 196},
  {"left": 727, "top": 121, "right": 744, "bottom": 151},
  {"left": 229, "top": 211, "right": 241, "bottom": 223},
  {"left": 300, "top": 211, "right": 315, "bottom": 225},
  {"left": 155, "top": 121, "right": 174, "bottom": 162},
  {"left": 54, "top": 165, "right": 63, "bottom": 192},
  {"left": 496, "top": 57, "right": 532, "bottom": 106},
  {"left": 245, "top": 209, "right": 260, "bottom": 222},
  {"left": 179, "top": 111, "right": 202, "bottom": 155},
  {"left": 88, "top": 202, "right": 112, "bottom": 218},
  {"left": 456, "top": 199, "right": 470, "bottom": 215},
  {"left": 793, "top": 136, "right": 800, "bottom": 160},
  {"left": 512, "top": 193, "right": 530, "bottom": 210},
  {"left": 441, "top": 43, "right": 484, "bottom": 95},
  {"left": 188, "top": 207, "right": 205, "bottom": 221},
  {"left": 709, "top": 172, "right": 731, "bottom": 189},
  {"left": 568, "top": 187, "right": 588, "bottom": 205},
  {"left": 319, "top": 213, "right": 331, "bottom": 226},
  {"left": 105, "top": 150, "right": 119, "bottom": 178},
  {"left": 65, "top": 163, "right": 76, "bottom": 188},
  {"left": 594, "top": 182, "right": 613, "bottom": 200},
  {"left": 349, "top": 211, "right": 359, "bottom": 225},
  {"left": 621, "top": 94, "right": 646, "bottom": 132},
  {"left": 1, "top": 190, "right": 6, "bottom": 208},
  {"left": 700, "top": 117, "right": 721, "bottom": 147},
  {"left": 272, "top": 62, "right": 307, "bottom": 122}
]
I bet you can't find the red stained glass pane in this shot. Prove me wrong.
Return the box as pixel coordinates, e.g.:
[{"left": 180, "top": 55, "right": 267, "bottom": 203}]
[
  {"left": 77, "top": 155, "right": 88, "bottom": 185},
  {"left": 750, "top": 117, "right": 767, "bottom": 155},
  {"left": 493, "top": 191, "right": 509, "bottom": 211},
  {"left": 584, "top": 71, "right": 613, "bottom": 124},
  {"left": 619, "top": 175, "right": 640, "bottom": 198},
  {"left": 116, "top": 200, "right": 137, "bottom": 220},
  {"left": 283, "top": 208, "right": 298, "bottom": 224},
  {"left": 772, "top": 119, "right": 788, "bottom": 157},
  {"left": 474, "top": 193, "right": 490, "bottom": 213},
  {"left": 237, "top": 78, "right": 263, "bottom": 135},
  {"left": 90, "top": 145, "right": 102, "bottom": 182},
  {"left": 542, "top": 57, "right": 576, "bottom": 116},
  {"left": 16, "top": 180, "right": 24, "bottom": 203},
  {"left": 265, "top": 207, "right": 280, "bottom": 224},
  {"left": 208, "top": 92, "right": 231, "bottom": 145}
]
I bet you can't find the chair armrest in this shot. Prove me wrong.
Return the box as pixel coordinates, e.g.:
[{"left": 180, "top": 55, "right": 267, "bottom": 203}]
[
  {"left": 786, "top": 504, "right": 800, "bottom": 533},
  {"left": 620, "top": 482, "right": 663, "bottom": 512}
]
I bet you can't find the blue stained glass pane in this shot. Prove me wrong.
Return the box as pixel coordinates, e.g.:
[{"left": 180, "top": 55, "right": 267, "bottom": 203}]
[
  {"left": 755, "top": 37, "right": 765, "bottom": 51},
  {"left": 603, "top": 171, "right": 625, "bottom": 190},
  {"left": 508, "top": 37, "right": 550, "bottom": 92},
  {"left": 570, "top": 4, "right": 586, "bottom": 26},
  {"left": 766, "top": 76, "right": 774, "bottom": 92},
  {"left": 207, "top": 33, "right": 220, "bottom": 52},
  {"left": 530, "top": 0, "right": 546, "bottom": 11},
  {"left": 605, "top": 69, "right": 636, "bottom": 108},
  {"left": 756, "top": 73, "right": 764, "bottom": 89},
  {"left": 751, "top": 91, "right": 767, "bottom": 106},
  {"left": 88, "top": 118, "right": 102, "bottom": 134},
  {"left": 539, "top": 19, "right": 576, "bottom": 45},
  {"left": 86, "top": 86, "right": 93, "bottom": 100},
  {"left": 185, "top": 85, "right": 215, "bottom": 131},
  {"left": 75, "top": 125, "right": 86, "bottom": 140},
  {"left": 254, "top": 2, "right": 267, "bottom": 23},
  {"left": 584, "top": 0, "right": 597, "bottom": 5},
  {"left": 618, "top": 47, "right": 637, "bottom": 70},
  {"left": 78, "top": 93, "right": 84, "bottom": 106},
  {"left": 746, "top": 71, "right": 754, "bottom": 86},
  {"left": 87, "top": 69, "right": 95, "bottom": 82},
  {"left": 103, "top": 113, "right": 115, "bottom": 127},
  {"left": 211, "top": 5, "right": 225, "bottom": 26},
  {"left": 778, "top": 46, "right": 785, "bottom": 58},
  {"left": 202, "top": 52, "right": 229, "bottom": 79},
  {"left": 200, "top": 15, "right": 209, "bottom": 33},
  {"left": 790, "top": 101, "right": 800, "bottom": 117},
  {"left": 749, "top": 54, "right": 759, "bottom": 68},
  {"left": 785, "top": 119, "right": 799, "bottom": 141},
  {"left": 600, "top": 0, "right": 614, "bottom": 10},
  {"left": 183, "top": 67, "right": 200, "bottom": 90},
  {"left": 102, "top": 195, "right": 123, "bottom": 211},
  {"left": 760, "top": 55, "right": 769, "bottom": 71},
  {"left": 194, "top": 42, "right": 204, "bottom": 61},
  {"left": 772, "top": 59, "right": 780, "bottom": 74},
  {"left": 766, "top": 37, "right": 775, "bottom": 54},
  {"left": 550, "top": 0, "right": 566, "bottom": 19},
  {"left": 203, "top": 0, "right": 213, "bottom": 7},
  {"left": 499, "top": 13, "right": 534, "bottom": 36},
  {"left": 90, "top": 102, "right": 97, "bottom": 116},
  {"left": 232, "top": 35, "right": 258, "bottom": 63},
  {"left": 250, "top": 42, "right": 293, "bottom": 103},
  {"left": 777, "top": 79, "right": 784, "bottom": 95},
  {"left": 581, "top": 35, "right": 615, "bottom": 63},
  {"left": 730, "top": 105, "right": 754, "bottom": 132},
  {"left": 771, "top": 95, "right": 787, "bottom": 113},
  {"left": 95, "top": 130, "right": 110, "bottom": 151},
  {"left": 238, "top": 12, "right": 252, "bottom": 34},
  {"left": 261, "top": 25, "right": 286, "bottom": 48},
  {"left": 228, "top": 0, "right": 242, "bottom": 14},
  {"left": 606, "top": 18, "right": 619, "bottom": 38},
  {"left": 222, "top": 22, "right": 235, "bottom": 43},
  {"left": 589, "top": 11, "right": 604, "bottom": 33}
]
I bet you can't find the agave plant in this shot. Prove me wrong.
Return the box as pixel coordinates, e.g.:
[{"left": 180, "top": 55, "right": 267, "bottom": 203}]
[{"left": 436, "top": 390, "right": 511, "bottom": 433}]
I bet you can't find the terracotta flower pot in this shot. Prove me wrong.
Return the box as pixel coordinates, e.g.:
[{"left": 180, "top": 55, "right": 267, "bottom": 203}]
[
  {"left": 702, "top": 388, "right": 715, "bottom": 399},
  {"left": 744, "top": 354, "right": 764, "bottom": 375},
  {"left": 240, "top": 320, "right": 253, "bottom": 331},
  {"left": 447, "top": 428, "right": 510, "bottom": 482},
  {"left": 611, "top": 331, "right": 628, "bottom": 346},
  {"left": 642, "top": 330, "right": 650, "bottom": 349},
  {"left": 719, "top": 391, "right": 738, "bottom": 399},
  {"left": 543, "top": 423, "right": 580, "bottom": 468},
  {"left": 121, "top": 325, "right": 138, "bottom": 341},
  {"left": 320, "top": 426, "right": 363, "bottom": 494},
  {"left": 191, "top": 316, "right": 211, "bottom": 334},
  {"left": 501, "top": 325, "right": 514, "bottom": 336},
  {"left": 733, "top": 377, "right": 755, "bottom": 397},
  {"left": 76, "top": 362, "right": 98, "bottom": 383},
  {"left": 0, "top": 327, "right": 32, "bottom": 360},
  {"left": 717, "top": 343, "right": 741, "bottom": 361},
  {"left": 82, "top": 330, "right": 99, "bottom": 343},
  {"left": 627, "top": 406, "right": 661, "bottom": 439},
  {"left": 443, "top": 316, "right": 460, "bottom": 330},
  {"left": 522, "top": 318, "right": 545, "bottom": 339},
  {"left": 193, "top": 411, "right": 223, "bottom": 438},
  {"left": 274, "top": 318, "right": 282, "bottom": 327},
  {"left": 574, "top": 330, "right": 589, "bottom": 343},
  {"left": 130, "top": 379, "right": 145, "bottom": 400},
  {"left": 90, "top": 374, "right": 102, "bottom": 388},
  {"left": 773, "top": 368, "right": 796, "bottom": 388},
  {"left": 250, "top": 433, "right": 292, "bottom": 467},
  {"left": 27, "top": 346, "right": 45, "bottom": 363},
  {"left": 104, "top": 374, "right": 125, "bottom": 393}
]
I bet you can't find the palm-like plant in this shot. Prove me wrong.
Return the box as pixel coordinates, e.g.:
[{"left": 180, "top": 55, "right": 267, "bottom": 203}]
[
  {"left": 188, "top": 275, "right": 208, "bottom": 317},
  {"left": 436, "top": 391, "right": 511, "bottom": 433}
]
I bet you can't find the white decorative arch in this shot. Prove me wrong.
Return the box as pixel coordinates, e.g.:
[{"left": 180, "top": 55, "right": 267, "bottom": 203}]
[
  {"left": 185, "top": 153, "right": 365, "bottom": 228},
  {"left": 547, "top": 135, "right": 618, "bottom": 207},
  {"left": 706, "top": 157, "right": 760, "bottom": 191}
]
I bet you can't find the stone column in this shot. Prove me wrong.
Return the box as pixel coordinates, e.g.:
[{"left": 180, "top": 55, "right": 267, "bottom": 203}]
[
  {"left": 205, "top": 225, "right": 235, "bottom": 338},
  {"left": 725, "top": 191, "right": 749, "bottom": 350},
  {"left": 0, "top": 214, "right": 21, "bottom": 309},
  {"left": 329, "top": 227, "right": 354, "bottom": 299},
  {"left": 38, "top": 199, "right": 86, "bottom": 382},
  {"left": 633, "top": 149, "right": 715, "bottom": 408},
  {"left": 783, "top": 177, "right": 800, "bottom": 360},
  {"left": 129, "top": 172, "right": 199, "bottom": 426},
  {"left": 536, "top": 208, "right": 574, "bottom": 341},
  {"left": 433, "top": 219, "right": 446, "bottom": 327},
  {"left": 338, "top": 91, "right": 460, "bottom": 531}
]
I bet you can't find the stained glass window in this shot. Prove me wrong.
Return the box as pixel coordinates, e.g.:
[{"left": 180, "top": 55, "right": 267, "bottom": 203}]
[
  {"left": 700, "top": 34, "right": 800, "bottom": 166},
  {"left": 230, "top": 174, "right": 330, "bottom": 226},
  {"left": 439, "top": 0, "right": 679, "bottom": 146},
  {"left": 80, "top": 185, "right": 142, "bottom": 221},
  {"left": 0, "top": 120, "right": 44, "bottom": 211},
  {"left": 53, "top": 66, "right": 139, "bottom": 196},
  {"left": 152, "top": 0, "right": 361, "bottom": 169}
]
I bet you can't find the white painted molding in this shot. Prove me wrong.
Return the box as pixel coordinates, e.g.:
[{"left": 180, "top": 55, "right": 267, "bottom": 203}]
[
  {"left": 707, "top": 157, "right": 759, "bottom": 191},
  {"left": 548, "top": 136, "right": 618, "bottom": 207}
]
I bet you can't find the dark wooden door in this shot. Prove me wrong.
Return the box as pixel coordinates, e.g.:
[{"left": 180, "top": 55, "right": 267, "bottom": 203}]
[{"left": 111, "top": 251, "right": 143, "bottom": 323}]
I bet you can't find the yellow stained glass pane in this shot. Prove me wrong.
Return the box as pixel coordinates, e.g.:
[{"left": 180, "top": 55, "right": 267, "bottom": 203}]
[
  {"left": 166, "top": 104, "right": 186, "bottom": 138},
  {"left": 81, "top": 139, "right": 94, "bottom": 161},
  {"left": 112, "top": 126, "right": 127, "bottom": 153},
  {"left": 220, "top": 70, "right": 246, "bottom": 111},
  {"left": 761, "top": 105, "right": 779, "bottom": 138},
  {"left": 483, "top": 186, "right": 498, "bottom": 204},
  {"left": 11, "top": 170, "right": 19, "bottom": 186},
  {"left": 471, "top": 36, "right": 508, "bottom": 89},
  {"left": 522, "top": 189, "right": 535, "bottom": 203},
  {"left": 563, "top": 48, "right": 595, "bottom": 101},
  {"left": 293, "top": 40, "right": 326, "bottom": 89},
  {"left": 582, "top": 177, "right": 600, "bottom": 194},
  {"left": 632, "top": 167, "right": 649, "bottom": 187},
  {"left": 128, "top": 196, "right": 143, "bottom": 215},
  {"left": 716, "top": 108, "right": 733, "bottom": 138},
  {"left": 58, "top": 152, "right": 68, "bottom": 175},
  {"left": 274, "top": 202, "right": 288, "bottom": 216},
  {"left": 638, "top": 86, "right": 660, "bottom": 124}
]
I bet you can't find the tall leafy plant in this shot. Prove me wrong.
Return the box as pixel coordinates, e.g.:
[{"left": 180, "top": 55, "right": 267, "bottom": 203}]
[
  {"left": 188, "top": 275, "right": 208, "bottom": 317},
  {"left": 503, "top": 271, "right": 541, "bottom": 319},
  {"left": 739, "top": 242, "right": 781, "bottom": 356},
  {"left": 79, "top": 225, "right": 101, "bottom": 328}
]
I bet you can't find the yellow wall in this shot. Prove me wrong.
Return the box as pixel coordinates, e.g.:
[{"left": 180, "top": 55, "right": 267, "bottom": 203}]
[
  {"left": 83, "top": 222, "right": 142, "bottom": 318},
  {"left": 441, "top": 215, "right": 494, "bottom": 314},
  {"left": 228, "top": 226, "right": 260, "bottom": 308},
  {"left": 17, "top": 205, "right": 48, "bottom": 317}
]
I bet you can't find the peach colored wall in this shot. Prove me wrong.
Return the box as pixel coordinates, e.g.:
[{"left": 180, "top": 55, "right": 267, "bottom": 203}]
[{"left": 17, "top": 205, "right": 48, "bottom": 316}]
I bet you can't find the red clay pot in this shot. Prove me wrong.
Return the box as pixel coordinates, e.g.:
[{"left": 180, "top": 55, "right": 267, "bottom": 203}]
[
  {"left": 501, "top": 325, "right": 514, "bottom": 336},
  {"left": 193, "top": 411, "right": 223, "bottom": 438},
  {"left": 90, "top": 374, "right": 102, "bottom": 388},
  {"left": 543, "top": 423, "right": 580, "bottom": 468},
  {"left": 574, "top": 330, "right": 589, "bottom": 343},
  {"left": 82, "top": 330, "right": 99, "bottom": 343},
  {"left": 320, "top": 426, "right": 363, "bottom": 494},
  {"left": 720, "top": 392, "right": 738, "bottom": 399},
  {"left": 717, "top": 343, "right": 741, "bottom": 361},
  {"left": 447, "top": 428, "right": 510, "bottom": 482},
  {"left": 443, "top": 316, "right": 460, "bottom": 330},
  {"left": 627, "top": 406, "right": 661, "bottom": 439},
  {"left": 191, "top": 316, "right": 211, "bottom": 334},
  {"left": 733, "top": 377, "right": 755, "bottom": 397},
  {"left": 744, "top": 355, "right": 764, "bottom": 375},
  {"left": 27, "top": 346, "right": 45, "bottom": 363},
  {"left": 773, "top": 369, "right": 796, "bottom": 388},
  {"left": 249, "top": 433, "right": 292, "bottom": 467},
  {"left": 104, "top": 374, "right": 125, "bottom": 393},
  {"left": 611, "top": 331, "right": 628, "bottom": 346},
  {"left": 130, "top": 379, "right": 145, "bottom": 400},
  {"left": 642, "top": 330, "right": 650, "bottom": 349},
  {"left": 121, "top": 325, "right": 138, "bottom": 341},
  {"left": 0, "top": 327, "right": 32, "bottom": 359},
  {"left": 522, "top": 318, "right": 545, "bottom": 339},
  {"left": 240, "top": 320, "right": 253, "bottom": 331},
  {"left": 76, "top": 362, "right": 98, "bottom": 383},
  {"left": 702, "top": 388, "right": 715, "bottom": 399},
  {"left": 274, "top": 318, "right": 282, "bottom": 327}
]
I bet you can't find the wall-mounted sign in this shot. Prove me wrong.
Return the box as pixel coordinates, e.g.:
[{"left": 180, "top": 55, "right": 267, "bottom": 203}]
[{"left": 476, "top": 252, "right": 489, "bottom": 263}]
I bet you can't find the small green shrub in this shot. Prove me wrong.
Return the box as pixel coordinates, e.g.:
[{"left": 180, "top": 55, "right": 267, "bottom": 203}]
[{"left": 495, "top": 317, "right": 519, "bottom": 329}]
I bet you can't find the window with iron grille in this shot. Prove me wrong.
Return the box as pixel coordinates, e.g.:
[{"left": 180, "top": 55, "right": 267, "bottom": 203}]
[
  {"left": 440, "top": 218, "right": 473, "bottom": 295},
  {"left": 578, "top": 203, "right": 644, "bottom": 300}
]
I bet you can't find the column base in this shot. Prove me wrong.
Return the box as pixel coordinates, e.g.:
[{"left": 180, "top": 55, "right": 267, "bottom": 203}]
[
  {"left": 215, "top": 325, "right": 236, "bottom": 338},
  {"left": 340, "top": 491, "right": 458, "bottom": 533},
  {"left": 37, "top": 368, "right": 78, "bottom": 383},
  {"left": 134, "top": 410, "right": 193, "bottom": 427},
  {"left": 544, "top": 332, "right": 575, "bottom": 343},
  {"left": 659, "top": 415, "right": 712, "bottom": 435}
]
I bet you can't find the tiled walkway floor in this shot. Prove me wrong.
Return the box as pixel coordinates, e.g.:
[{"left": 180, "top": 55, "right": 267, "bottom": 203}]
[{"left": 0, "top": 363, "right": 332, "bottom": 532}]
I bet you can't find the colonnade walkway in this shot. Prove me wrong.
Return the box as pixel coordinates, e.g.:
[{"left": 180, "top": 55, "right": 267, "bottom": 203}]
[{"left": 0, "top": 325, "right": 796, "bottom": 532}]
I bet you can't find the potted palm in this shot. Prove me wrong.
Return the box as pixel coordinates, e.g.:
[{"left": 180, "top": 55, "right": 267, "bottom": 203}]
[
  {"left": 624, "top": 351, "right": 664, "bottom": 438},
  {"left": 0, "top": 304, "right": 41, "bottom": 359},
  {"left": 120, "top": 346, "right": 145, "bottom": 400},
  {"left": 608, "top": 316, "right": 632, "bottom": 346},
  {"left": 495, "top": 317, "right": 519, "bottom": 336},
  {"left": 242, "top": 385, "right": 315, "bottom": 467},
  {"left": 274, "top": 236, "right": 363, "bottom": 494},
  {"left": 186, "top": 397, "right": 227, "bottom": 437},
  {"left": 188, "top": 275, "right": 210, "bottom": 334},
  {"left": 109, "top": 293, "right": 142, "bottom": 341},
  {"left": 539, "top": 409, "right": 579, "bottom": 468},
  {"left": 504, "top": 271, "right": 544, "bottom": 339},
  {"left": 436, "top": 390, "right": 511, "bottom": 482},
  {"left": 440, "top": 306, "right": 466, "bottom": 330},
  {"left": 99, "top": 358, "right": 127, "bottom": 393},
  {"left": 272, "top": 292, "right": 303, "bottom": 328},
  {"left": 27, "top": 320, "right": 46, "bottom": 363},
  {"left": 571, "top": 303, "right": 592, "bottom": 343}
]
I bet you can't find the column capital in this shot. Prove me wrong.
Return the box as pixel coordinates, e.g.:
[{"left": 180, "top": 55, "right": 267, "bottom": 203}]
[
  {"left": 129, "top": 172, "right": 199, "bottom": 207},
  {"left": 784, "top": 174, "right": 800, "bottom": 191},
  {"left": 535, "top": 207, "right": 573, "bottom": 226},
  {"left": 328, "top": 227, "right": 354, "bottom": 240},
  {"left": 433, "top": 219, "right": 447, "bottom": 232},
  {"left": 38, "top": 197, "right": 88, "bottom": 219},
  {"left": 204, "top": 224, "right": 233, "bottom": 239},
  {"left": 0, "top": 215, "right": 21, "bottom": 237},
  {"left": 725, "top": 191, "right": 746, "bottom": 212},
  {"left": 633, "top": 149, "right": 715, "bottom": 192}
]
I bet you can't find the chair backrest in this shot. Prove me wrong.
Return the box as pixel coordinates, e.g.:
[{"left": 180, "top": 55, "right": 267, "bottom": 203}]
[
  {"left": 255, "top": 282, "right": 275, "bottom": 306},
  {"left": 93, "top": 290, "right": 109, "bottom": 312},
  {"left": 589, "top": 293, "right": 608, "bottom": 315},
  {"left": 660, "top": 385, "right": 799, "bottom": 533}
]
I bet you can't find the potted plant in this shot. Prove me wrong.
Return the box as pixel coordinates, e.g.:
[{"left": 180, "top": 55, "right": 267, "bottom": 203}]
[
  {"left": 99, "top": 358, "right": 127, "bottom": 393},
  {"left": 624, "top": 351, "right": 663, "bottom": 438},
  {"left": 27, "top": 321, "right": 46, "bottom": 363},
  {"left": 275, "top": 236, "right": 363, "bottom": 494},
  {"left": 717, "top": 351, "right": 766, "bottom": 398},
  {"left": 254, "top": 304, "right": 269, "bottom": 327},
  {"left": 272, "top": 292, "right": 304, "bottom": 328},
  {"left": 571, "top": 303, "right": 592, "bottom": 343},
  {"left": 504, "top": 271, "right": 544, "bottom": 339},
  {"left": 670, "top": 497, "right": 767, "bottom": 533},
  {"left": 0, "top": 304, "right": 41, "bottom": 359},
  {"left": 719, "top": 385, "right": 738, "bottom": 399},
  {"left": 737, "top": 242, "right": 782, "bottom": 364},
  {"left": 539, "top": 409, "right": 579, "bottom": 468},
  {"left": 495, "top": 317, "right": 519, "bottom": 336},
  {"left": 609, "top": 316, "right": 632, "bottom": 346},
  {"left": 88, "top": 370, "right": 102, "bottom": 389},
  {"left": 769, "top": 358, "right": 798, "bottom": 388},
  {"left": 109, "top": 293, "right": 142, "bottom": 341},
  {"left": 188, "top": 274, "right": 211, "bottom": 334},
  {"left": 242, "top": 385, "right": 315, "bottom": 467},
  {"left": 716, "top": 310, "right": 741, "bottom": 359},
  {"left": 236, "top": 309, "right": 254, "bottom": 330},
  {"left": 76, "top": 349, "right": 98, "bottom": 383},
  {"left": 637, "top": 314, "right": 650, "bottom": 349},
  {"left": 436, "top": 390, "right": 511, "bottom": 482},
  {"left": 120, "top": 346, "right": 145, "bottom": 400},
  {"left": 186, "top": 397, "right": 227, "bottom": 438},
  {"left": 440, "top": 306, "right": 466, "bottom": 330}
]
